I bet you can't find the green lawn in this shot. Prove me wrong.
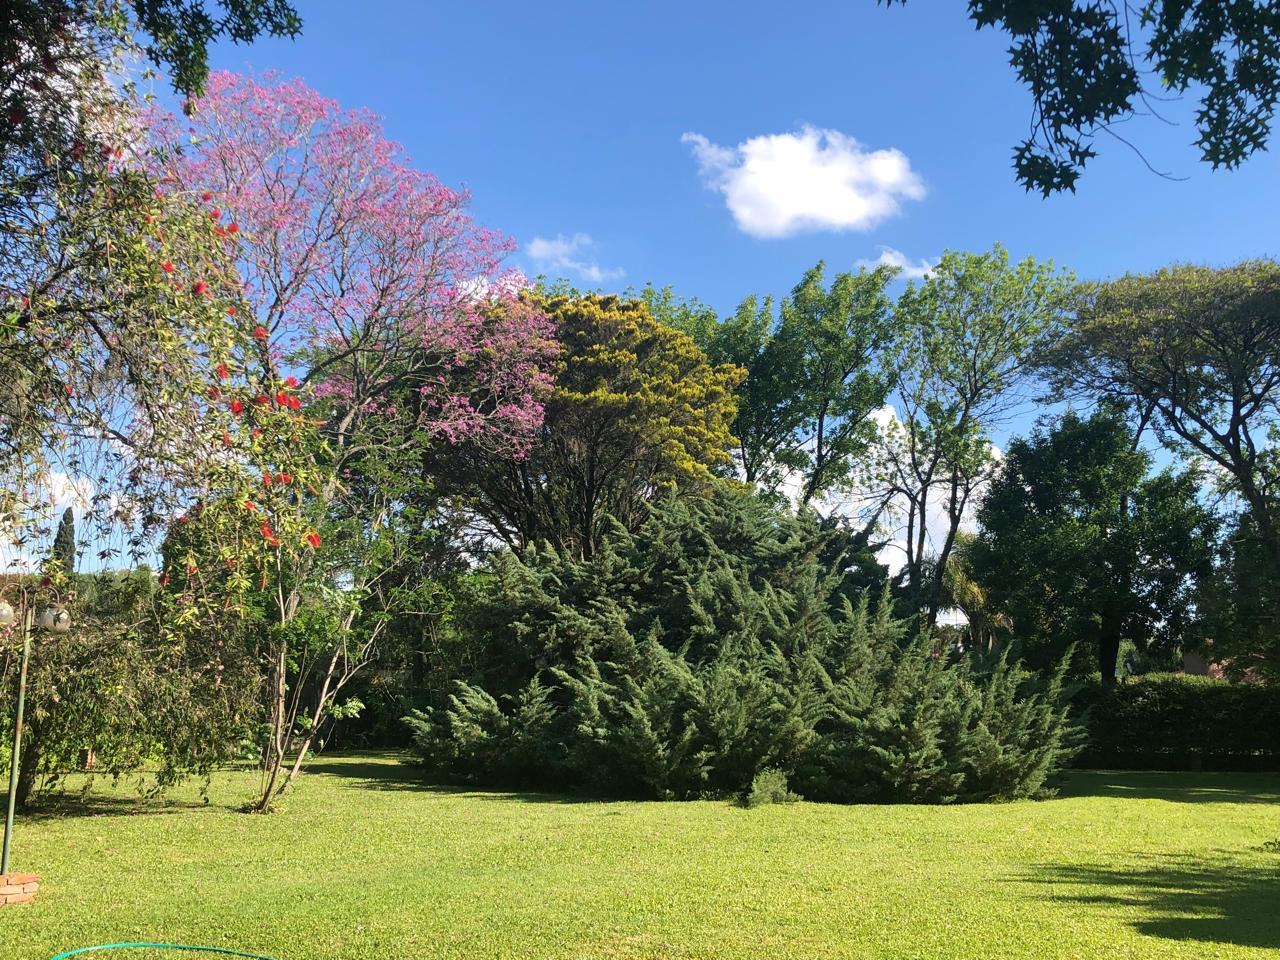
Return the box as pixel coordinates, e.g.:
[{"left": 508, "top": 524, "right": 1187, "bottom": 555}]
[{"left": 2, "top": 754, "right": 1278, "bottom": 960}]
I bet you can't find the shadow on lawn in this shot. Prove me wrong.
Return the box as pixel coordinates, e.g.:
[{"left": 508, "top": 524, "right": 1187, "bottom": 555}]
[
  {"left": 1030, "top": 852, "right": 1280, "bottom": 951},
  {"left": 303, "top": 754, "right": 603, "bottom": 804},
  {"left": 21, "top": 791, "right": 224, "bottom": 822},
  {"left": 1057, "top": 771, "right": 1280, "bottom": 805}
]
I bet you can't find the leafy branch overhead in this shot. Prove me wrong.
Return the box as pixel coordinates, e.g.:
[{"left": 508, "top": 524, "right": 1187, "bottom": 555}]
[{"left": 882, "top": 1, "right": 1280, "bottom": 194}]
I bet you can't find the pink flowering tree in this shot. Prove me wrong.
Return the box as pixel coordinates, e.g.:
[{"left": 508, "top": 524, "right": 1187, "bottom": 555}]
[{"left": 151, "top": 71, "right": 556, "bottom": 811}]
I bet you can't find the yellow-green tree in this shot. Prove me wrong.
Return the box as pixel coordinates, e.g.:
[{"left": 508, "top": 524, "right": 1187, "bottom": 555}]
[{"left": 432, "top": 293, "right": 743, "bottom": 557}]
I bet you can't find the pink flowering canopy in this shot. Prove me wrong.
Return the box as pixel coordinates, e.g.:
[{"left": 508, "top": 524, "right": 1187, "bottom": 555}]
[{"left": 153, "top": 70, "right": 555, "bottom": 455}]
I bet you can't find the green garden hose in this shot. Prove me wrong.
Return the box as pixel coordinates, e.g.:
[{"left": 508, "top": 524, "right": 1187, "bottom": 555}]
[{"left": 48, "top": 944, "right": 278, "bottom": 960}]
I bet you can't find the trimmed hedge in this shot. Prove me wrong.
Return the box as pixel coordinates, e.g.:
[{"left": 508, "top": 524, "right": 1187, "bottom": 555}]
[{"left": 1072, "top": 673, "right": 1280, "bottom": 770}]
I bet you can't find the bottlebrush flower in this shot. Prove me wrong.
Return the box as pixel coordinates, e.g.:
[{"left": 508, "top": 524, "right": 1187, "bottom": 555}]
[
  {"left": 159, "top": 573, "right": 171, "bottom": 587},
  {"left": 207, "top": 386, "right": 221, "bottom": 400},
  {"left": 201, "top": 192, "right": 212, "bottom": 201},
  {"left": 161, "top": 261, "right": 174, "bottom": 273},
  {"left": 253, "top": 325, "right": 268, "bottom": 340},
  {"left": 227, "top": 223, "right": 239, "bottom": 234},
  {"left": 215, "top": 362, "right": 230, "bottom": 379},
  {"left": 254, "top": 394, "right": 270, "bottom": 405},
  {"left": 305, "top": 531, "right": 322, "bottom": 549},
  {"left": 193, "top": 280, "right": 208, "bottom": 296},
  {"left": 288, "top": 396, "right": 301, "bottom": 410},
  {"left": 229, "top": 398, "right": 244, "bottom": 416},
  {"left": 210, "top": 208, "right": 221, "bottom": 219},
  {"left": 285, "top": 376, "right": 298, "bottom": 388},
  {"left": 228, "top": 306, "right": 236, "bottom": 316},
  {"left": 276, "top": 390, "right": 289, "bottom": 406},
  {"left": 263, "top": 472, "right": 273, "bottom": 488},
  {"left": 223, "top": 431, "right": 232, "bottom": 447},
  {"left": 277, "top": 472, "right": 292, "bottom": 484},
  {"left": 244, "top": 501, "right": 256, "bottom": 511}
]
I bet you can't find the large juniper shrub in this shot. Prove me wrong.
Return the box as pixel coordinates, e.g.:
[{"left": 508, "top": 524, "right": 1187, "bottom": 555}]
[{"left": 404, "top": 484, "right": 1079, "bottom": 802}]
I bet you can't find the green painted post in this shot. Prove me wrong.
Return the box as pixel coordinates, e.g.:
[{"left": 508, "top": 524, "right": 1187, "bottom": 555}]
[{"left": 1, "top": 605, "right": 34, "bottom": 876}]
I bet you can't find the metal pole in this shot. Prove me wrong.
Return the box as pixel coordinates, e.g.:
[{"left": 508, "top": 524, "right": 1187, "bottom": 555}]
[{"left": 2, "top": 604, "right": 33, "bottom": 876}]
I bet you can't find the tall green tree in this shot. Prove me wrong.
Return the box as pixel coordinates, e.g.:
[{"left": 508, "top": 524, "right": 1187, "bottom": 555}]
[
  {"left": 687, "top": 263, "right": 900, "bottom": 506},
  {"left": 972, "top": 410, "right": 1216, "bottom": 683},
  {"left": 52, "top": 506, "right": 75, "bottom": 575},
  {"left": 881, "top": 2, "right": 1280, "bottom": 194},
  {"left": 879, "top": 245, "right": 1074, "bottom": 625}
]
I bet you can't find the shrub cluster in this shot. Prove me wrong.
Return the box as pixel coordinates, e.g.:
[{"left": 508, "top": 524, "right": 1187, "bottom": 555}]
[
  {"left": 1073, "top": 674, "right": 1280, "bottom": 770},
  {"left": 404, "top": 486, "right": 1081, "bottom": 803}
]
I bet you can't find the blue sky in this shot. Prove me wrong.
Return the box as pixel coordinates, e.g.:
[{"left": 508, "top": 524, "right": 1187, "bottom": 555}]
[{"left": 204, "top": 0, "right": 1279, "bottom": 315}]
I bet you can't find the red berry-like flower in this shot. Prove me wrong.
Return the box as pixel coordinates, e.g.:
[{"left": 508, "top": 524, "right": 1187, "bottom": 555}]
[
  {"left": 159, "top": 573, "right": 171, "bottom": 587},
  {"left": 193, "top": 280, "right": 208, "bottom": 296},
  {"left": 255, "top": 394, "right": 270, "bottom": 405},
  {"left": 229, "top": 398, "right": 244, "bottom": 416},
  {"left": 210, "top": 208, "right": 221, "bottom": 219},
  {"left": 187, "top": 564, "right": 198, "bottom": 574},
  {"left": 263, "top": 472, "right": 273, "bottom": 488},
  {"left": 288, "top": 396, "right": 301, "bottom": 410},
  {"left": 215, "top": 362, "right": 230, "bottom": 379},
  {"left": 223, "top": 431, "right": 232, "bottom": 447},
  {"left": 251, "top": 428, "right": 263, "bottom": 438},
  {"left": 228, "top": 306, "right": 236, "bottom": 316},
  {"left": 253, "top": 325, "right": 268, "bottom": 340},
  {"left": 305, "top": 531, "right": 322, "bottom": 549},
  {"left": 207, "top": 386, "right": 221, "bottom": 400},
  {"left": 201, "top": 191, "right": 212, "bottom": 201},
  {"left": 276, "top": 390, "right": 289, "bottom": 406},
  {"left": 227, "top": 223, "right": 239, "bottom": 234},
  {"left": 161, "top": 261, "right": 174, "bottom": 273},
  {"left": 285, "top": 375, "right": 298, "bottom": 388},
  {"left": 277, "top": 472, "right": 292, "bottom": 485},
  {"left": 244, "top": 501, "right": 256, "bottom": 511}
]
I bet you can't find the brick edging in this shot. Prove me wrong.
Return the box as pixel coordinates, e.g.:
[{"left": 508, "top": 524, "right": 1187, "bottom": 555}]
[{"left": 0, "top": 872, "right": 39, "bottom": 905}]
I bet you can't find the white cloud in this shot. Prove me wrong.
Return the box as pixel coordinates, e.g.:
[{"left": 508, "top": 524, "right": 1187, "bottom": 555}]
[
  {"left": 525, "top": 233, "right": 624, "bottom": 284},
  {"left": 682, "top": 126, "right": 925, "bottom": 238},
  {"left": 857, "top": 246, "right": 937, "bottom": 281}
]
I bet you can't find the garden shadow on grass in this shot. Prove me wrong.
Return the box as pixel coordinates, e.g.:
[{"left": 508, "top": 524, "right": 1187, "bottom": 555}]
[
  {"left": 1057, "top": 770, "right": 1280, "bottom": 805},
  {"left": 302, "top": 753, "right": 601, "bottom": 804},
  {"left": 1029, "top": 852, "right": 1280, "bottom": 951},
  {"left": 20, "top": 791, "right": 226, "bottom": 822}
]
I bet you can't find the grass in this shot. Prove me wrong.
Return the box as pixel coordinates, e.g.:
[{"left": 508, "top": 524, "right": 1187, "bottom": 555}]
[{"left": 2, "top": 753, "right": 1279, "bottom": 960}]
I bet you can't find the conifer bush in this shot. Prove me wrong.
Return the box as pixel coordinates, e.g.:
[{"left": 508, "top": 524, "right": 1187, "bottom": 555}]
[{"left": 404, "top": 485, "right": 1080, "bottom": 803}]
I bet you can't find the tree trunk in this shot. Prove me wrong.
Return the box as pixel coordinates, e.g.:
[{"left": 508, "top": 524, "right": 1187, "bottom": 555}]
[{"left": 1098, "top": 624, "right": 1121, "bottom": 687}]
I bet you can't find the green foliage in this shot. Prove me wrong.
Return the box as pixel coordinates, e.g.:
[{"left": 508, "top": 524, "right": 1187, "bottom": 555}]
[
  {"left": 405, "top": 484, "right": 1080, "bottom": 803},
  {"left": 743, "top": 767, "right": 797, "bottom": 807},
  {"left": 686, "top": 263, "right": 899, "bottom": 505},
  {"left": 1072, "top": 674, "right": 1280, "bottom": 770},
  {"left": 972, "top": 410, "right": 1217, "bottom": 682}
]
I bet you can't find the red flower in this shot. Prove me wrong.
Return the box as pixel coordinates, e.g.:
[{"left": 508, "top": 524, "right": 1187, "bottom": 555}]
[
  {"left": 209, "top": 208, "right": 221, "bottom": 220},
  {"left": 263, "top": 472, "right": 273, "bottom": 488},
  {"left": 161, "top": 261, "right": 175, "bottom": 273},
  {"left": 222, "top": 431, "right": 232, "bottom": 447},
  {"left": 145, "top": 214, "right": 154, "bottom": 224},
  {"left": 207, "top": 386, "right": 221, "bottom": 400},
  {"left": 288, "top": 396, "right": 301, "bottom": 410},
  {"left": 244, "top": 501, "right": 256, "bottom": 511},
  {"left": 20, "top": 295, "right": 29, "bottom": 308},
  {"left": 276, "top": 390, "right": 289, "bottom": 406},
  {"left": 253, "top": 325, "right": 268, "bottom": 340},
  {"left": 174, "top": 282, "right": 183, "bottom": 291},
  {"left": 186, "top": 564, "right": 198, "bottom": 574},
  {"left": 177, "top": 515, "right": 189, "bottom": 524},
  {"left": 201, "top": 191, "right": 212, "bottom": 201},
  {"left": 251, "top": 428, "right": 263, "bottom": 438},
  {"left": 305, "top": 531, "right": 322, "bottom": 549},
  {"left": 215, "top": 362, "right": 230, "bottom": 379},
  {"left": 254, "top": 394, "right": 270, "bottom": 405},
  {"left": 193, "top": 280, "right": 208, "bottom": 296},
  {"left": 285, "top": 375, "right": 298, "bottom": 388},
  {"left": 228, "top": 306, "right": 236, "bottom": 316},
  {"left": 64, "top": 383, "right": 73, "bottom": 396},
  {"left": 227, "top": 223, "right": 239, "bottom": 234},
  {"left": 159, "top": 573, "right": 171, "bottom": 587},
  {"left": 277, "top": 472, "right": 292, "bottom": 485},
  {"left": 229, "top": 398, "right": 244, "bottom": 416}
]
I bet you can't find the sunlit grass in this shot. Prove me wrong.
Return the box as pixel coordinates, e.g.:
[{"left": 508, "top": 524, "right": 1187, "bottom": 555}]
[{"left": 3, "top": 754, "right": 1279, "bottom": 960}]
